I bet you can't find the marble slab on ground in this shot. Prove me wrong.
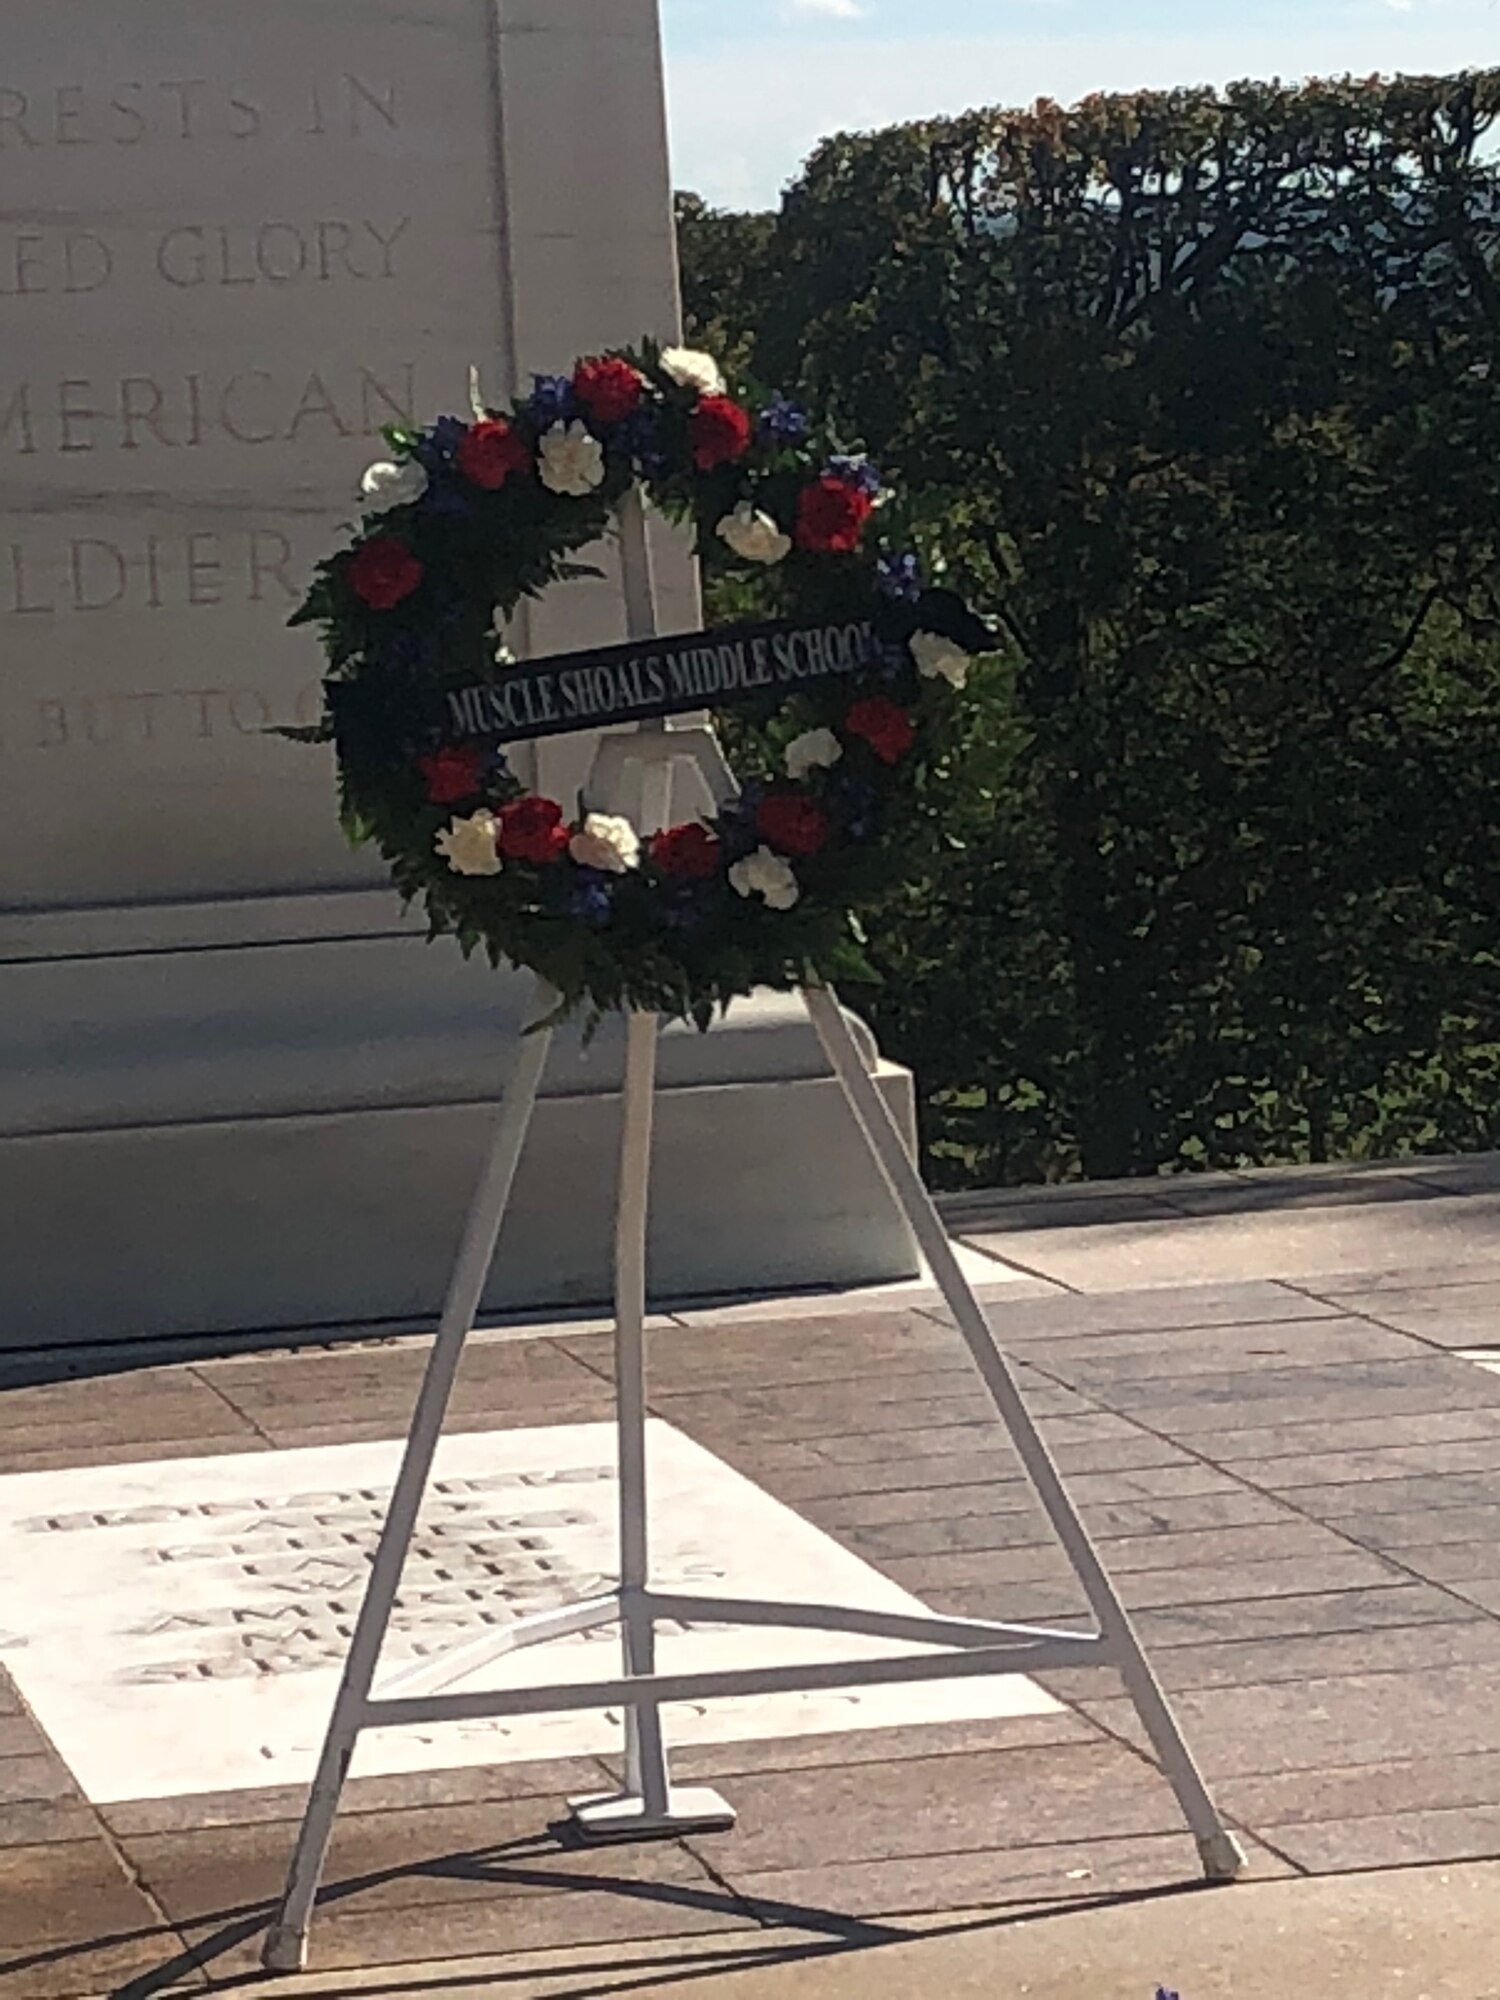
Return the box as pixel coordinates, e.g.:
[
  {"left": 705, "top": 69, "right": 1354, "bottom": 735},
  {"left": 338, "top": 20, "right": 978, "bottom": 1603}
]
[{"left": 0, "top": 1420, "right": 1056, "bottom": 1806}]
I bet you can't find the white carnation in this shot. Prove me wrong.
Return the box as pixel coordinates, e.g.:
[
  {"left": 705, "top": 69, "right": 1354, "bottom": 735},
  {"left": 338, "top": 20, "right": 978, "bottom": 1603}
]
[
  {"left": 910, "top": 630, "right": 971, "bottom": 690},
  {"left": 360, "top": 457, "right": 429, "bottom": 509},
  {"left": 729, "top": 845, "right": 801, "bottom": 912},
  {"left": 538, "top": 419, "right": 606, "bottom": 497},
  {"left": 569, "top": 812, "right": 641, "bottom": 874},
  {"left": 435, "top": 811, "right": 502, "bottom": 877},
  {"left": 717, "top": 503, "right": 791, "bottom": 567},
  {"left": 784, "top": 727, "right": 843, "bottom": 782},
  {"left": 660, "top": 346, "right": 726, "bottom": 398}
]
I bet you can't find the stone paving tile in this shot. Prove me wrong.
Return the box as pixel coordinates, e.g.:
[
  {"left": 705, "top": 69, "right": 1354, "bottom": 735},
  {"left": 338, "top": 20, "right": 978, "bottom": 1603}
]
[
  {"left": 883, "top": 1547, "right": 1401, "bottom": 1620},
  {"left": 675, "top": 1743, "right": 1188, "bottom": 1876},
  {"left": 0, "top": 1755, "right": 78, "bottom": 1807},
  {"left": 0, "top": 1368, "right": 242, "bottom": 1430},
  {"left": 0, "top": 1839, "right": 166, "bottom": 1950},
  {"left": 1325, "top": 1502, "right": 1500, "bottom": 1550},
  {"left": 1281, "top": 1477, "right": 1500, "bottom": 1523},
  {"left": 1246, "top": 1446, "right": 1500, "bottom": 1497},
  {"left": 1076, "top": 1664, "right": 1500, "bottom": 1779},
  {"left": 0, "top": 1931, "right": 204, "bottom": 2000},
  {"left": 1014, "top": 1318, "right": 1429, "bottom": 1389},
  {"left": 654, "top": 1382, "right": 1096, "bottom": 1449},
  {"left": 185, "top": 1881, "right": 756, "bottom": 1985},
  {"left": 1371, "top": 1541, "right": 1500, "bottom": 1587},
  {"left": 721, "top": 1831, "right": 1294, "bottom": 1925},
  {"left": 1318, "top": 1309, "right": 1500, "bottom": 1351},
  {"left": 0, "top": 1434, "right": 269, "bottom": 1475},
  {"left": 630, "top": 1714, "right": 1102, "bottom": 1787},
  {"left": 1131, "top": 1582, "right": 1488, "bottom": 1648},
  {"left": 1044, "top": 1616, "right": 1500, "bottom": 1698},
  {"left": 1221, "top": 1748, "right": 1500, "bottom": 1829},
  {"left": 102, "top": 1757, "right": 618, "bottom": 1837},
  {"left": 850, "top": 1514, "right": 1339, "bottom": 1570},
  {"left": 1291, "top": 1262, "right": 1500, "bottom": 1298},
  {"left": 960, "top": 1281, "right": 1346, "bottom": 1338},
  {"left": 125, "top": 1800, "right": 721, "bottom": 1928},
  {"left": 0, "top": 1801, "right": 97, "bottom": 1848},
  {"left": 1095, "top": 1357, "right": 1500, "bottom": 1435},
  {"left": 1443, "top": 1579, "right": 1500, "bottom": 1618},
  {"left": 562, "top": 1313, "right": 959, "bottom": 1390},
  {"left": 1260, "top": 1805, "right": 1500, "bottom": 1875},
  {"left": 1166, "top": 1405, "right": 1500, "bottom": 1463}
]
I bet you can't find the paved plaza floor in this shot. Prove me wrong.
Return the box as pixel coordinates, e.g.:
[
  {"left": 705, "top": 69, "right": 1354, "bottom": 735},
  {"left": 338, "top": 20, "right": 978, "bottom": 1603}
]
[{"left": 4, "top": 1153, "right": 1500, "bottom": 1997}]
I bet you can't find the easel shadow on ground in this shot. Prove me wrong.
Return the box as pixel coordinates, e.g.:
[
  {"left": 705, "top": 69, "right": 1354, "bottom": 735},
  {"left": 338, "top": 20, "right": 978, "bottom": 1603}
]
[{"left": 22, "top": 1834, "right": 1220, "bottom": 2000}]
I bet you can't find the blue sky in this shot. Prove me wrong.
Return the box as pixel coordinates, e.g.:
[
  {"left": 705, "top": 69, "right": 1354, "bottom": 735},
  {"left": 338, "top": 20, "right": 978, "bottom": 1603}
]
[{"left": 660, "top": 0, "right": 1500, "bottom": 208}]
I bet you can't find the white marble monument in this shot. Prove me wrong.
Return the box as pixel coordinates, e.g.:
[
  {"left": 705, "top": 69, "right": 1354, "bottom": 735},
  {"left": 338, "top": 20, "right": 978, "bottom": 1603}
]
[{"left": 0, "top": 0, "right": 919, "bottom": 1349}]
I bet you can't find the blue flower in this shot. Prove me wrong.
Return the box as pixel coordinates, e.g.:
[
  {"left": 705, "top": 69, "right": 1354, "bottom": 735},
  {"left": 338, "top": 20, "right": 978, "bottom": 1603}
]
[
  {"left": 620, "top": 404, "right": 669, "bottom": 479},
  {"left": 481, "top": 747, "right": 512, "bottom": 788},
  {"left": 759, "top": 393, "right": 809, "bottom": 443},
  {"left": 826, "top": 453, "right": 882, "bottom": 497},
  {"left": 715, "top": 780, "right": 767, "bottom": 860},
  {"left": 566, "top": 869, "right": 614, "bottom": 926},
  {"left": 529, "top": 374, "right": 576, "bottom": 426},
  {"left": 420, "top": 475, "right": 475, "bottom": 521},
  {"left": 877, "top": 552, "right": 924, "bottom": 601},
  {"left": 1155, "top": 1989, "right": 1181, "bottom": 1999},
  {"left": 414, "top": 415, "right": 470, "bottom": 470},
  {"left": 431, "top": 581, "right": 467, "bottom": 628},
  {"left": 374, "top": 630, "right": 426, "bottom": 674},
  {"left": 829, "top": 772, "right": 881, "bottom": 843},
  {"left": 658, "top": 882, "right": 714, "bottom": 930}
]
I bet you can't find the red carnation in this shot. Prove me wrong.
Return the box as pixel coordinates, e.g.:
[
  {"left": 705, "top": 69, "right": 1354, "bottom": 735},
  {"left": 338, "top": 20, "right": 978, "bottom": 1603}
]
[
  {"left": 756, "top": 792, "right": 830, "bottom": 858},
  {"left": 418, "top": 744, "right": 487, "bottom": 806},
  {"left": 794, "top": 475, "right": 874, "bottom": 555},
  {"left": 573, "top": 356, "right": 645, "bottom": 427},
  {"left": 845, "top": 695, "right": 915, "bottom": 765},
  {"left": 652, "top": 824, "right": 722, "bottom": 880},
  {"left": 348, "top": 535, "right": 423, "bottom": 610},
  {"left": 497, "top": 794, "right": 570, "bottom": 864},
  {"left": 689, "top": 395, "right": 753, "bottom": 471},
  {"left": 458, "top": 419, "right": 533, "bottom": 490}
]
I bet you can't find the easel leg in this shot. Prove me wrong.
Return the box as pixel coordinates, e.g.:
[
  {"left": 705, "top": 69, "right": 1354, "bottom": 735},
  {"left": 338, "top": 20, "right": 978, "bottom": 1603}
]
[
  {"left": 615, "top": 1010, "right": 670, "bottom": 1813},
  {"left": 262, "top": 985, "right": 558, "bottom": 1971},
  {"left": 801, "top": 983, "right": 1246, "bottom": 1884},
  {"left": 570, "top": 1007, "right": 735, "bottom": 1843}
]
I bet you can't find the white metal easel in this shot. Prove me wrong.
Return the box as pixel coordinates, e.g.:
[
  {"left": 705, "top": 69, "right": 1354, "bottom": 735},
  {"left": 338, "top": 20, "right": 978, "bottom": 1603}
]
[{"left": 263, "top": 492, "right": 1244, "bottom": 1972}]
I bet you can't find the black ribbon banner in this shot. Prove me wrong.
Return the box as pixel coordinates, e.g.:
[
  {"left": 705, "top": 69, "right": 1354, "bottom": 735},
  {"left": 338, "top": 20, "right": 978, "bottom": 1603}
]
[{"left": 329, "top": 615, "right": 889, "bottom": 755}]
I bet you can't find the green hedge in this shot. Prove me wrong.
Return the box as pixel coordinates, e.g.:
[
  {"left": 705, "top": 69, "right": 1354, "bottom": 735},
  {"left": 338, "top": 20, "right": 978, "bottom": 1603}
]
[{"left": 678, "top": 74, "right": 1500, "bottom": 1187}]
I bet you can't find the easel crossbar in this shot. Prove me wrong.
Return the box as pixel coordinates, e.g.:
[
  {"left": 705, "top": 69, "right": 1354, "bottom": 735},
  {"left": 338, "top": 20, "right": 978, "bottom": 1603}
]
[{"left": 364, "top": 1633, "right": 1108, "bottom": 1730}]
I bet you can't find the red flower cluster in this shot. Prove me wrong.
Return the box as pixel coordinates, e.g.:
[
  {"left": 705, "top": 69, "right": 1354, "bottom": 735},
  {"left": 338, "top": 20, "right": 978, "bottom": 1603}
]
[
  {"left": 573, "top": 356, "right": 645, "bottom": 427},
  {"left": 794, "top": 475, "right": 874, "bottom": 555},
  {"left": 756, "top": 792, "right": 830, "bottom": 858},
  {"left": 418, "top": 744, "right": 487, "bottom": 806},
  {"left": 458, "top": 419, "right": 533, "bottom": 490},
  {"left": 349, "top": 535, "right": 423, "bottom": 610},
  {"left": 845, "top": 696, "right": 915, "bottom": 765},
  {"left": 498, "top": 795, "right": 570, "bottom": 863},
  {"left": 652, "top": 824, "right": 722, "bottom": 879},
  {"left": 689, "top": 395, "right": 753, "bottom": 471}
]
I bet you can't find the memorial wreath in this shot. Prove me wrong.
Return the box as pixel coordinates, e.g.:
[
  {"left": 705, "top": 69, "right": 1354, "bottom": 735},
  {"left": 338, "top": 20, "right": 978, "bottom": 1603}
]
[{"left": 289, "top": 343, "right": 994, "bottom": 1027}]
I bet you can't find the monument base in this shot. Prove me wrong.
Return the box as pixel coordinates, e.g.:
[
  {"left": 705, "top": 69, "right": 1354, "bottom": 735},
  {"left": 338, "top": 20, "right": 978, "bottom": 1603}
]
[{"left": 0, "top": 892, "right": 920, "bottom": 1351}]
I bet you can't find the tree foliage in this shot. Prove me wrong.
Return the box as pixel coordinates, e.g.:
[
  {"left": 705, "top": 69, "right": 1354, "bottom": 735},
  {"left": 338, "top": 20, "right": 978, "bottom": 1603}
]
[{"left": 680, "top": 74, "right": 1500, "bottom": 1183}]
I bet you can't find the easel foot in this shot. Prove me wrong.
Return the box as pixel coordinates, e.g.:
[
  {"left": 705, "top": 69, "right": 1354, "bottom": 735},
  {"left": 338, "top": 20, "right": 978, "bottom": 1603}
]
[
  {"left": 261, "top": 1921, "right": 311, "bottom": 1973},
  {"left": 1197, "top": 1828, "right": 1248, "bottom": 1881},
  {"left": 568, "top": 1785, "right": 737, "bottom": 1843}
]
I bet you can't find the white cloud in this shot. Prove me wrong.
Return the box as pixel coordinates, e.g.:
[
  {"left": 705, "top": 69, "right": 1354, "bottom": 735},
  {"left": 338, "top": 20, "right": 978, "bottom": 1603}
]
[
  {"left": 667, "top": 16, "right": 1500, "bottom": 208},
  {"left": 784, "top": 0, "right": 865, "bottom": 15}
]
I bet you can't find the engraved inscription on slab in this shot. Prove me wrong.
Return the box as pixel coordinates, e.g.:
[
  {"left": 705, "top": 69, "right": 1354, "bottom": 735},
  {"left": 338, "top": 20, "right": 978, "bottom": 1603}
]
[
  {"left": 0, "top": 1, "right": 508, "bottom": 908},
  {"left": 0, "top": 1423, "right": 1058, "bottom": 1803}
]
